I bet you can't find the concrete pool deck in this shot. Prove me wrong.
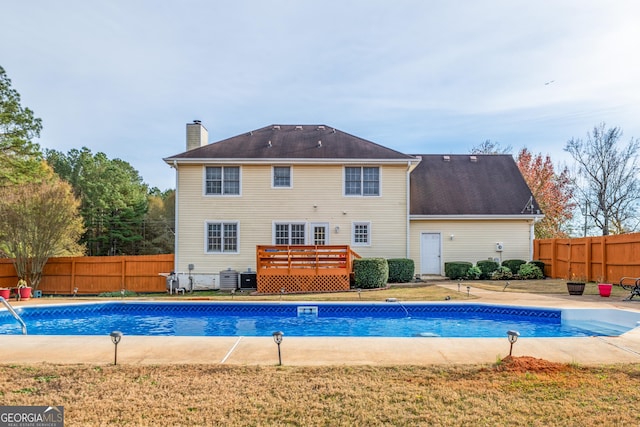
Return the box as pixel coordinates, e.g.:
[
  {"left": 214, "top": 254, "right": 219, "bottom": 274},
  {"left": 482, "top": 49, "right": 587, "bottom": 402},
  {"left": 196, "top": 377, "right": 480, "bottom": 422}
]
[{"left": 2, "top": 284, "right": 640, "bottom": 366}]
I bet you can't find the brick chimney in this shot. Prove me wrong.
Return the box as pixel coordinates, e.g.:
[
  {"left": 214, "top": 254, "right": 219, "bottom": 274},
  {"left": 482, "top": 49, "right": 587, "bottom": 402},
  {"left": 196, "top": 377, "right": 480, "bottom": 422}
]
[{"left": 186, "top": 120, "right": 208, "bottom": 151}]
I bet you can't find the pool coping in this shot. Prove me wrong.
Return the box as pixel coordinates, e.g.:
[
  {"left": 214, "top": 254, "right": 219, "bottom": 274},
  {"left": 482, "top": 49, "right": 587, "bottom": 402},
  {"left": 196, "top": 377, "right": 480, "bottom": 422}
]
[{"left": 2, "top": 283, "right": 640, "bottom": 366}]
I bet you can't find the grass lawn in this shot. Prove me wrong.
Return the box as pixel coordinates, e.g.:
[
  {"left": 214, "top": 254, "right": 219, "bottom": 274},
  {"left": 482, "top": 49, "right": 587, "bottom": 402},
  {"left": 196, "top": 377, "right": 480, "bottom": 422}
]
[
  {"left": 2, "top": 360, "right": 640, "bottom": 426},
  {"left": 111, "top": 277, "right": 630, "bottom": 301}
]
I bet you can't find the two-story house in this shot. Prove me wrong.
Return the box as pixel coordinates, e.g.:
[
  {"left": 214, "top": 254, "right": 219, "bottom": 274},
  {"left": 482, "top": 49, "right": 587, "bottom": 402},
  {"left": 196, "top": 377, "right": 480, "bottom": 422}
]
[{"left": 164, "top": 121, "right": 541, "bottom": 289}]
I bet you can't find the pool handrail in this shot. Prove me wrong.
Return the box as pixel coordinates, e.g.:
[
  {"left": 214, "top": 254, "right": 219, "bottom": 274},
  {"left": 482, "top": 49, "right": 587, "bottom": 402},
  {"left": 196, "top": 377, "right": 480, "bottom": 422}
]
[{"left": 0, "top": 296, "right": 27, "bottom": 335}]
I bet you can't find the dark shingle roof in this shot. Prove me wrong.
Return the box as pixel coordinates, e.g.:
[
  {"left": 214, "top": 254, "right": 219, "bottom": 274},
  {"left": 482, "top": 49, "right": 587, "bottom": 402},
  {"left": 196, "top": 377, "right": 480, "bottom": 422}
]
[
  {"left": 410, "top": 154, "right": 541, "bottom": 216},
  {"left": 166, "top": 124, "right": 416, "bottom": 161}
]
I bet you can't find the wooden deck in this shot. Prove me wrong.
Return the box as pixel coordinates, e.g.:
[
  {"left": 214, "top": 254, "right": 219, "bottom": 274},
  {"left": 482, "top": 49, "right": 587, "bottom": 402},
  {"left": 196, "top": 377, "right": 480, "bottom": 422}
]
[{"left": 256, "top": 245, "right": 359, "bottom": 293}]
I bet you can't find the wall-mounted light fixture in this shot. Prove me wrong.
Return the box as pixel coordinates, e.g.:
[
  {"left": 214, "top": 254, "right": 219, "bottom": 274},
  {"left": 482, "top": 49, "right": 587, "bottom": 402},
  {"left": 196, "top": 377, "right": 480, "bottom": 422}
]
[
  {"left": 450, "top": 234, "right": 455, "bottom": 240},
  {"left": 334, "top": 226, "right": 340, "bottom": 233}
]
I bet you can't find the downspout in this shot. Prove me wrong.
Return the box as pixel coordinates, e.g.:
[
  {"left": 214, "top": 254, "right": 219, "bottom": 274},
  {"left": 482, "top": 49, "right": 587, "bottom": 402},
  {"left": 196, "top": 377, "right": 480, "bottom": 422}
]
[
  {"left": 529, "top": 220, "right": 535, "bottom": 261},
  {"left": 406, "top": 160, "right": 412, "bottom": 258},
  {"left": 173, "top": 160, "right": 179, "bottom": 273}
]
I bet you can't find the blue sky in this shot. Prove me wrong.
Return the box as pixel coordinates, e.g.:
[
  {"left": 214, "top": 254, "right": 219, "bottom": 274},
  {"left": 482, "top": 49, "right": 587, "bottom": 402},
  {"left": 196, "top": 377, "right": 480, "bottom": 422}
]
[{"left": 2, "top": 1, "right": 639, "bottom": 190}]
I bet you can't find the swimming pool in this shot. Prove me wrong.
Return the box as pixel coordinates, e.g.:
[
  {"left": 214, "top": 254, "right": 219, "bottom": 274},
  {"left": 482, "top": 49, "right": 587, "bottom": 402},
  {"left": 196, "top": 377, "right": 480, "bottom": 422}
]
[{"left": 0, "top": 301, "right": 638, "bottom": 337}]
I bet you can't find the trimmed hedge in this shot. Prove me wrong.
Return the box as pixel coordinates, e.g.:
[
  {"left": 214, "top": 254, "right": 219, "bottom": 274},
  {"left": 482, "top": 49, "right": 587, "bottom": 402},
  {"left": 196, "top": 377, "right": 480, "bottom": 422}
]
[
  {"left": 353, "top": 258, "right": 389, "bottom": 289},
  {"left": 387, "top": 258, "right": 415, "bottom": 283},
  {"left": 445, "top": 262, "right": 473, "bottom": 280},
  {"left": 476, "top": 260, "right": 499, "bottom": 279}
]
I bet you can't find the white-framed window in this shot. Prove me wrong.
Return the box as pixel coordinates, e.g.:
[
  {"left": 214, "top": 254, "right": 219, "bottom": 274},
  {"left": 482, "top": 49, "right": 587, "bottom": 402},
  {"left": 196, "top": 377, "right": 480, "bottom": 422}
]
[
  {"left": 206, "top": 221, "right": 239, "bottom": 253},
  {"left": 344, "top": 166, "right": 380, "bottom": 196},
  {"left": 352, "top": 222, "right": 371, "bottom": 246},
  {"left": 274, "top": 222, "right": 306, "bottom": 245},
  {"left": 205, "top": 166, "right": 240, "bottom": 195},
  {"left": 272, "top": 166, "right": 292, "bottom": 188}
]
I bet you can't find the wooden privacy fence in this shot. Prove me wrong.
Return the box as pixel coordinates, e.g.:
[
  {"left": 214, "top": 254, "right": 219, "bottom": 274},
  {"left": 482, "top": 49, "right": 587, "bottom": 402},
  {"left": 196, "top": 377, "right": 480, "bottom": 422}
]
[
  {"left": 534, "top": 233, "right": 640, "bottom": 284},
  {"left": 256, "top": 245, "right": 359, "bottom": 293},
  {"left": 0, "top": 254, "right": 174, "bottom": 295}
]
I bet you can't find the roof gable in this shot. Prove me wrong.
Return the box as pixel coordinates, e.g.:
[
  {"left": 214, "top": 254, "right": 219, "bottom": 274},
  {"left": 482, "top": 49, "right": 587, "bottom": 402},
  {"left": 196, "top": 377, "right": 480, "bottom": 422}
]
[
  {"left": 410, "top": 154, "right": 541, "bottom": 216},
  {"left": 166, "top": 124, "right": 416, "bottom": 161}
]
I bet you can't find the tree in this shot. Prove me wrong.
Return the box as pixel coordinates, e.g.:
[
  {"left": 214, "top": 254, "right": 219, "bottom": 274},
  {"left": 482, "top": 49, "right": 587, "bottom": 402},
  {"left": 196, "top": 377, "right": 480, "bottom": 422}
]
[
  {"left": 470, "top": 139, "right": 512, "bottom": 155},
  {"left": 516, "top": 148, "right": 575, "bottom": 238},
  {"left": 46, "top": 147, "right": 149, "bottom": 255},
  {"left": 141, "top": 189, "right": 175, "bottom": 254},
  {"left": 0, "top": 65, "right": 46, "bottom": 185},
  {"left": 565, "top": 123, "right": 640, "bottom": 235},
  {"left": 0, "top": 174, "right": 85, "bottom": 289}
]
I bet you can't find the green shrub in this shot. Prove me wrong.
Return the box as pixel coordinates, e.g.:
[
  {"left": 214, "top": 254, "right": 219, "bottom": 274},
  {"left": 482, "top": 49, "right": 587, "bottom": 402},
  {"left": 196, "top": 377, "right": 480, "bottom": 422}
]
[
  {"left": 518, "top": 263, "right": 543, "bottom": 279},
  {"left": 387, "top": 258, "right": 415, "bottom": 283},
  {"left": 445, "top": 262, "right": 473, "bottom": 280},
  {"left": 502, "top": 259, "right": 526, "bottom": 274},
  {"left": 353, "top": 258, "right": 389, "bottom": 289},
  {"left": 491, "top": 266, "right": 513, "bottom": 280},
  {"left": 476, "top": 260, "right": 499, "bottom": 279},
  {"left": 466, "top": 265, "right": 482, "bottom": 280},
  {"left": 529, "top": 260, "right": 545, "bottom": 275}
]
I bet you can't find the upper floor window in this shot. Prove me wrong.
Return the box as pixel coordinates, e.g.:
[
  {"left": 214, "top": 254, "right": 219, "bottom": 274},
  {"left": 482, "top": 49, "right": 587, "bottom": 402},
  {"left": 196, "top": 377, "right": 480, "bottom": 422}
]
[
  {"left": 273, "top": 166, "right": 291, "bottom": 188},
  {"left": 205, "top": 166, "right": 240, "bottom": 195},
  {"left": 345, "top": 166, "right": 379, "bottom": 196},
  {"left": 206, "top": 222, "right": 238, "bottom": 253}
]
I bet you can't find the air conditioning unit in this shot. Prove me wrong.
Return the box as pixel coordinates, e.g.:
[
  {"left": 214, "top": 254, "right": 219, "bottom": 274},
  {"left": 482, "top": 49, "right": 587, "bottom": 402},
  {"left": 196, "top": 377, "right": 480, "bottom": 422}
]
[{"left": 496, "top": 242, "right": 504, "bottom": 252}]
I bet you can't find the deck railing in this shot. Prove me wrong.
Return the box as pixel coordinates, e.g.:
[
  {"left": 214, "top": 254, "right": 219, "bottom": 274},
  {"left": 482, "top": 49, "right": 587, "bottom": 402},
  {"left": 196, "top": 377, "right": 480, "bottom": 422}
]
[{"left": 256, "top": 245, "right": 359, "bottom": 293}]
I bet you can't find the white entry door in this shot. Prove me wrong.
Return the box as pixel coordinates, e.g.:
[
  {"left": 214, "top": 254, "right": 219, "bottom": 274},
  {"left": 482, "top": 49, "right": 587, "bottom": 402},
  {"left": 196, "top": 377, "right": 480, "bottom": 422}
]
[
  {"left": 311, "top": 223, "right": 329, "bottom": 245},
  {"left": 421, "top": 232, "right": 442, "bottom": 275}
]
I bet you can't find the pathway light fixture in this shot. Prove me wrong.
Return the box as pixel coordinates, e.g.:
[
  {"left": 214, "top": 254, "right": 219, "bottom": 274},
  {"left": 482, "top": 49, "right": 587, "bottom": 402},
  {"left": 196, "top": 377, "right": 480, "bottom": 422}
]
[
  {"left": 110, "top": 331, "right": 123, "bottom": 365},
  {"left": 507, "top": 330, "right": 520, "bottom": 356},
  {"left": 272, "top": 331, "right": 284, "bottom": 365}
]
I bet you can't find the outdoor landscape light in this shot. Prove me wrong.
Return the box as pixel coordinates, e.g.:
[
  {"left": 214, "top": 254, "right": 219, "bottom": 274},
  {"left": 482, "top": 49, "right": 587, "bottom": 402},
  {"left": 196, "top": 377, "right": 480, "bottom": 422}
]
[
  {"left": 272, "top": 331, "right": 284, "bottom": 365},
  {"left": 73, "top": 287, "right": 78, "bottom": 297},
  {"left": 466, "top": 286, "right": 470, "bottom": 297},
  {"left": 120, "top": 289, "right": 125, "bottom": 298},
  {"left": 110, "top": 331, "right": 123, "bottom": 365},
  {"left": 357, "top": 288, "right": 362, "bottom": 300},
  {"left": 507, "top": 330, "right": 520, "bottom": 356}
]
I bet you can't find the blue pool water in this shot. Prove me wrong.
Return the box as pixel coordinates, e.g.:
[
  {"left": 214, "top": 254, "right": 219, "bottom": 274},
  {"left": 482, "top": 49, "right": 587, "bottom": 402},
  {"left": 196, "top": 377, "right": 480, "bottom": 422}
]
[{"left": 0, "top": 302, "right": 635, "bottom": 337}]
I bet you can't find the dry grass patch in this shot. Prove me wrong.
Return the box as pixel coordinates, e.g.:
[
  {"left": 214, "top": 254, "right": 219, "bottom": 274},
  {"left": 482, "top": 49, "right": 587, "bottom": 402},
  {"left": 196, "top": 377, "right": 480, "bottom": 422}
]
[{"left": 2, "top": 361, "right": 640, "bottom": 426}]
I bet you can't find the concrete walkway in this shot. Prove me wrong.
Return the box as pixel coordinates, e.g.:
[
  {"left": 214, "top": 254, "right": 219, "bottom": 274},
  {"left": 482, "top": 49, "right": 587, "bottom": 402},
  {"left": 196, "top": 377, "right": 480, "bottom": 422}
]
[{"left": 2, "top": 285, "right": 640, "bottom": 366}]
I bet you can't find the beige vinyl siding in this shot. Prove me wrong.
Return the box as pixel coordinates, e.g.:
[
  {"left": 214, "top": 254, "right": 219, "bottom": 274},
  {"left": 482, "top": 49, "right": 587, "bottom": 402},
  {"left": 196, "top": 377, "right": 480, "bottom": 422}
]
[
  {"left": 175, "top": 163, "right": 409, "bottom": 274},
  {"left": 409, "top": 219, "right": 533, "bottom": 275}
]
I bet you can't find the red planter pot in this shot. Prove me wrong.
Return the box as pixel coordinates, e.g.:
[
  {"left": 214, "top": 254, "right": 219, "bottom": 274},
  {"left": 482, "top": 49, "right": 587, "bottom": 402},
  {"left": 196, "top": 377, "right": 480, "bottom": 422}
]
[
  {"left": 0, "top": 288, "right": 10, "bottom": 299},
  {"left": 18, "top": 287, "right": 32, "bottom": 300},
  {"left": 598, "top": 283, "right": 612, "bottom": 297}
]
